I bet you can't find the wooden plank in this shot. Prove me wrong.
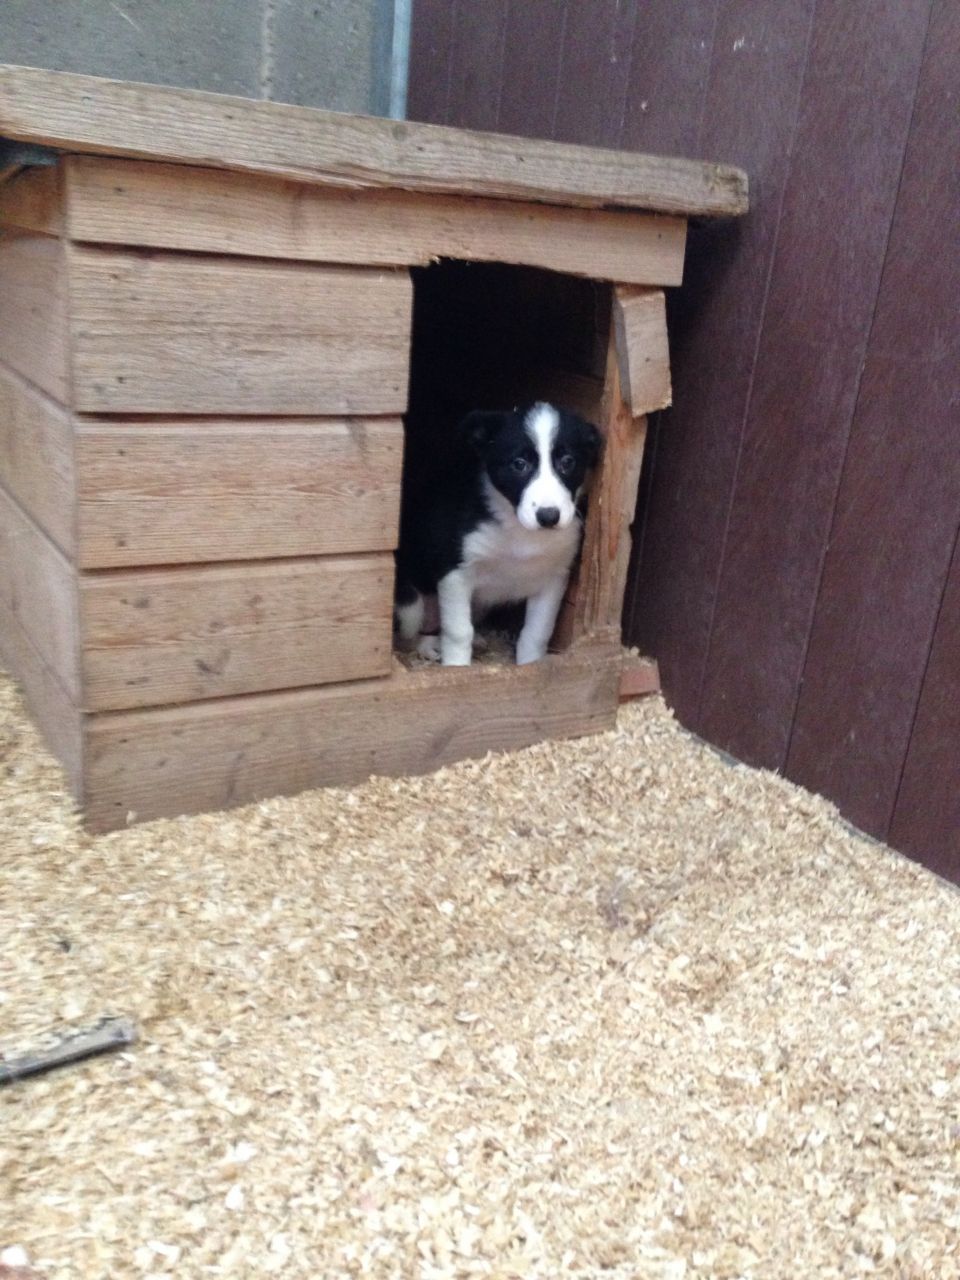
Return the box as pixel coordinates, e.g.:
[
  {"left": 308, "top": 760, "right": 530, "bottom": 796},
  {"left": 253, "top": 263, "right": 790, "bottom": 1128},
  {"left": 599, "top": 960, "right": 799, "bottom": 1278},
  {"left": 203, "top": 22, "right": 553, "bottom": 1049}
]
[
  {"left": 78, "top": 553, "right": 394, "bottom": 711},
  {"left": 619, "top": 656, "right": 661, "bottom": 701},
  {"left": 0, "top": 484, "right": 79, "bottom": 701},
  {"left": 444, "top": 0, "right": 508, "bottom": 133},
  {"left": 81, "top": 643, "right": 623, "bottom": 831},
  {"left": 574, "top": 316, "right": 649, "bottom": 638},
  {"left": 67, "top": 246, "right": 412, "bottom": 415},
  {"left": 496, "top": 0, "right": 568, "bottom": 139},
  {"left": 405, "top": 0, "right": 456, "bottom": 125},
  {"left": 619, "top": 1, "right": 719, "bottom": 156},
  {"left": 0, "top": 227, "right": 70, "bottom": 402},
  {"left": 553, "top": 0, "right": 638, "bottom": 146},
  {"left": 0, "top": 63, "right": 749, "bottom": 218},
  {"left": 0, "top": 162, "right": 63, "bottom": 234},
  {"left": 0, "top": 594, "right": 82, "bottom": 792},
  {"left": 612, "top": 287, "right": 672, "bottom": 415},
  {"left": 786, "top": 0, "right": 960, "bottom": 845},
  {"left": 62, "top": 156, "right": 687, "bottom": 287},
  {"left": 889, "top": 533, "right": 960, "bottom": 879},
  {"left": 697, "top": 0, "right": 931, "bottom": 769},
  {"left": 74, "top": 418, "right": 403, "bottom": 568},
  {"left": 0, "top": 363, "right": 75, "bottom": 557},
  {"left": 623, "top": 0, "right": 817, "bottom": 726}
]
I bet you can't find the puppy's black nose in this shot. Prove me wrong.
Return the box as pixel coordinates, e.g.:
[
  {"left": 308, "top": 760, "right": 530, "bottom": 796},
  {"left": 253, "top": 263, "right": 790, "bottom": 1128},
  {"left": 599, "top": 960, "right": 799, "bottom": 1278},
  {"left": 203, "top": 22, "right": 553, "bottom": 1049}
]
[{"left": 536, "top": 506, "right": 561, "bottom": 528}]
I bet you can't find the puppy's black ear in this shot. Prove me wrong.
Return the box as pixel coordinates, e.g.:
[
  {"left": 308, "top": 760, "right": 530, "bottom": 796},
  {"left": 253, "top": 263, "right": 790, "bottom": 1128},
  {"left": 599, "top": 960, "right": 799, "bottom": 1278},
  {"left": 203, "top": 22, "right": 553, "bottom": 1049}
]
[
  {"left": 572, "top": 415, "right": 602, "bottom": 469},
  {"left": 459, "top": 410, "right": 507, "bottom": 455}
]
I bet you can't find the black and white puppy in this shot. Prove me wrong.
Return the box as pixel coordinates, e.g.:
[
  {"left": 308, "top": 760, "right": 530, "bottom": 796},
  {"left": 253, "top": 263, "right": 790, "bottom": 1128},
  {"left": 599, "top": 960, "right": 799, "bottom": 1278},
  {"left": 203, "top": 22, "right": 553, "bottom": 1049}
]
[{"left": 395, "top": 402, "right": 601, "bottom": 666}]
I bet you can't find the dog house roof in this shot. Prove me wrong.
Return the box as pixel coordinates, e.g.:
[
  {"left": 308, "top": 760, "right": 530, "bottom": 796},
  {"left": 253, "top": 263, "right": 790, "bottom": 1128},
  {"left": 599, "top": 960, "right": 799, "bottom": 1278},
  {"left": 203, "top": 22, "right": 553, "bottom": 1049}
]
[{"left": 0, "top": 63, "right": 747, "bottom": 219}]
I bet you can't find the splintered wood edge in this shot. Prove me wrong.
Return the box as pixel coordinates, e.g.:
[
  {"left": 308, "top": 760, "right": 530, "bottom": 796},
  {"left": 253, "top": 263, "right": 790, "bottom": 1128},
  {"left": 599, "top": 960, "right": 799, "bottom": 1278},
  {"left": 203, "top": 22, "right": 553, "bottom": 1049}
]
[{"left": 0, "top": 64, "right": 749, "bottom": 219}]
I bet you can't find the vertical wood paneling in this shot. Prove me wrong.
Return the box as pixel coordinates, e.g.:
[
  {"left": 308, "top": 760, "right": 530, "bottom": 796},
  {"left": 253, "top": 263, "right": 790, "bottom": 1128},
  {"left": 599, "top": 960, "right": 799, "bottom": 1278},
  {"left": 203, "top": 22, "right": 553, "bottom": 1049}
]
[
  {"left": 497, "top": 0, "right": 568, "bottom": 140},
  {"left": 890, "top": 535, "right": 960, "bottom": 879},
  {"left": 406, "top": 0, "right": 456, "bottom": 124},
  {"left": 553, "top": 0, "right": 637, "bottom": 147},
  {"left": 627, "top": 0, "right": 816, "bottom": 723},
  {"left": 407, "top": 0, "right": 958, "bottom": 879},
  {"left": 619, "top": 1, "right": 719, "bottom": 157},
  {"left": 444, "top": 0, "right": 509, "bottom": 133},
  {"left": 787, "top": 0, "right": 959, "bottom": 838},
  {"left": 697, "top": 0, "right": 931, "bottom": 768}
]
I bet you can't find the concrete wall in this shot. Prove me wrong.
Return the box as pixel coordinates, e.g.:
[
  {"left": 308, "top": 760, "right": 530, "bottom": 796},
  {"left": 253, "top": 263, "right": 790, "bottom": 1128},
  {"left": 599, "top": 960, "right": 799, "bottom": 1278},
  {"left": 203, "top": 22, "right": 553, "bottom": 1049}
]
[{"left": 0, "top": 0, "right": 398, "bottom": 115}]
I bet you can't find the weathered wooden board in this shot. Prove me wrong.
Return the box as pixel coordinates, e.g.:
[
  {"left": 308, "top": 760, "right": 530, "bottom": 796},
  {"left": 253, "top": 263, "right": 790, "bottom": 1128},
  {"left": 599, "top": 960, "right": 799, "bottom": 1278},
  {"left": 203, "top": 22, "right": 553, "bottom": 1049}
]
[
  {"left": 786, "top": 0, "right": 960, "bottom": 840},
  {"left": 619, "top": 655, "right": 661, "bottom": 701},
  {"left": 67, "top": 246, "right": 412, "bottom": 415},
  {"left": 696, "top": 0, "right": 932, "bottom": 770},
  {"left": 575, "top": 321, "right": 648, "bottom": 637},
  {"left": 0, "top": 228, "right": 69, "bottom": 402},
  {"left": 0, "top": 63, "right": 748, "bottom": 218},
  {"left": 0, "top": 593, "right": 82, "bottom": 790},
  {"left": 0, "top": 363, "right": 75, "bottom": 556},
  {"left": 74, "top": 418, "right": 403, "bottom": 568},
  {"left": 622, "top": 0, "right": 817, "bottom": 727},
  {"left": 0, "top": 484, "right": 79, "bottom": 700},
  {"left": 79, "top": 554, "right": 394, "bottom": 711},
  {"left": 890, "top": 535, "right": 960, "bottom": 878},
  {"left": 0, "top": 162, "right": 63, "bottom": 234},
  {"left": 81, "top": 643, "right": 622, "bottom": 831},
  {"left": 61, "top": 156, "right": 687, "bottom": 287},
  {"left": 613, "top": 287, "right": 672, "bottom": 415}
]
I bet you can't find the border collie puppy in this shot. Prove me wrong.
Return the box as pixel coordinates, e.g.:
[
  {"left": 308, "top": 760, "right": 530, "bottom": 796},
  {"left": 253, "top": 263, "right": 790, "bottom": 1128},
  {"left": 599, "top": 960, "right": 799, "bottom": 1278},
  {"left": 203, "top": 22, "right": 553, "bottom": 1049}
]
[{"left": 395, "top": 402, "right": 601, "bottom": 666}]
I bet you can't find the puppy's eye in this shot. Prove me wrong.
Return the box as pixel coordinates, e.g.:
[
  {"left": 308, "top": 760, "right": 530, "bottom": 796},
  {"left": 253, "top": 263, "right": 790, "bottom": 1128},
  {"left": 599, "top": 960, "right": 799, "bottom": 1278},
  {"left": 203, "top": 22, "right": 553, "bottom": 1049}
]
[
  {"left": 511, "top": 457, "right": 532, "bottom": 475},
  {"left": 556, "top": 453, "right": 577, "bottom": 476}
]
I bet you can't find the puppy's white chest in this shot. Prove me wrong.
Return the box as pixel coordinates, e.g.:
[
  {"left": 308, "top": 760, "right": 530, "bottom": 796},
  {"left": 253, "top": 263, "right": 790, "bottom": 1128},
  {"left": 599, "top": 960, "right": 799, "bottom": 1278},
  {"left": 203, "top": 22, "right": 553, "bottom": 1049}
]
[{"left": 463, "top": 518, "right": 579, "bottom": 606}]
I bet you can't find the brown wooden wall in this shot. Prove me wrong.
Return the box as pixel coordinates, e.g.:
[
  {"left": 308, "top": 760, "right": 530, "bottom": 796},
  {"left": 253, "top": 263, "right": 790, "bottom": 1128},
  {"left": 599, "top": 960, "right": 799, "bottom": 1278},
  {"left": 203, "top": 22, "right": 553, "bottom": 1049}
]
[{"left": 408, "top": 0, "right": 960, "bottom": 880}]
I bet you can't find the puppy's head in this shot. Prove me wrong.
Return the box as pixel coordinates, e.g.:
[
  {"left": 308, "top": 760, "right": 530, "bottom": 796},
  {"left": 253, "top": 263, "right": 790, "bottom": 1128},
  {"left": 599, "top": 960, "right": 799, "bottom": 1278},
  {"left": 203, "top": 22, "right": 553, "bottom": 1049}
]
[{"left": 463, "top": 402, "right": 601, "bottom": 531}]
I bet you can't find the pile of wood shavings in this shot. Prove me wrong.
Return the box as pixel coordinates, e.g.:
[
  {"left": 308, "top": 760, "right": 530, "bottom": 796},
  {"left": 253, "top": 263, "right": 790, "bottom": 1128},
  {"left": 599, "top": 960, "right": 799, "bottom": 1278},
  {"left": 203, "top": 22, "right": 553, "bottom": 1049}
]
[{"left": 1, "top": 668, "right": 960, "bottom": 1279}]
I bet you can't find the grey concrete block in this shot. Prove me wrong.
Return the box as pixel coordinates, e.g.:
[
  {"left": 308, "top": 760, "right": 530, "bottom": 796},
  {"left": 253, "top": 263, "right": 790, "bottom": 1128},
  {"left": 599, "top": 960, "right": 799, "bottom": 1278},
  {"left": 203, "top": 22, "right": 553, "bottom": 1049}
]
[
  {"left": 0, "top": 0, "right": 264, "bottom": 97},
  {"left": 266, "top": 0, "right": 389, "bottom": 114}
]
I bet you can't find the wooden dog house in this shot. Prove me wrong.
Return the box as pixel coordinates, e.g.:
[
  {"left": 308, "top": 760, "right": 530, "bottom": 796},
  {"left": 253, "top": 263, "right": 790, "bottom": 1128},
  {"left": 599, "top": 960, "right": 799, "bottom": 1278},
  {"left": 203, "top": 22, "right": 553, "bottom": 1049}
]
[{"left": 0, "top": 65, "right": 747, "bottom": 830}]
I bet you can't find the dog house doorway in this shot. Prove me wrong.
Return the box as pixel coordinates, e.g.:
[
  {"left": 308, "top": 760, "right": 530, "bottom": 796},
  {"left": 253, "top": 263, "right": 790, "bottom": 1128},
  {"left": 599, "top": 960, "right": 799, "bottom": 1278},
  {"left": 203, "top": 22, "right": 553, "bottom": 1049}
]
[{"left": 397, "top": 259, "right": 614, "bottom": 666}]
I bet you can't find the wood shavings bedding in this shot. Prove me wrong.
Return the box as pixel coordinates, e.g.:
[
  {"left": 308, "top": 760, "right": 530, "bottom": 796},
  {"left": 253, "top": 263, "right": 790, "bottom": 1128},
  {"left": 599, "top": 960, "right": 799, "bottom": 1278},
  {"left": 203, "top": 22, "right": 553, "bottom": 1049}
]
[{"left": 1, "top": 667, "right": 959, "bottom": 1279}]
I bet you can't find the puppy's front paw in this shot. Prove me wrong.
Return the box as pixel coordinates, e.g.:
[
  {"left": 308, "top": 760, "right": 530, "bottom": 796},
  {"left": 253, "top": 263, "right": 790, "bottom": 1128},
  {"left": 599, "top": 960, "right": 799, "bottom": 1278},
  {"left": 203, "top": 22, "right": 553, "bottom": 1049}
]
[{"left": 416, "top": 634, "right": 442, "bottom": 662}]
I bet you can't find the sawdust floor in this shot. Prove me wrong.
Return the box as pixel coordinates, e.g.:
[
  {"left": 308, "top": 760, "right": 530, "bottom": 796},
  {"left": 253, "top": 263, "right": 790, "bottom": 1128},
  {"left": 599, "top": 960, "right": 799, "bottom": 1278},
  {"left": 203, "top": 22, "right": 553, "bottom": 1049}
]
[{"left": 2, "top": 669, "right": 960, "bottom": 1280}]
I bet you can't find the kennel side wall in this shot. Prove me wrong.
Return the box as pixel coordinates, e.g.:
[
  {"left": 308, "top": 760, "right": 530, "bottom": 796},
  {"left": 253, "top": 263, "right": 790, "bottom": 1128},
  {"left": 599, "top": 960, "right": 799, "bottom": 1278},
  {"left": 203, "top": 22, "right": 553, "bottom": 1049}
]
[{"left": 0, "top": 145, "right": 685, "bottom": 830}]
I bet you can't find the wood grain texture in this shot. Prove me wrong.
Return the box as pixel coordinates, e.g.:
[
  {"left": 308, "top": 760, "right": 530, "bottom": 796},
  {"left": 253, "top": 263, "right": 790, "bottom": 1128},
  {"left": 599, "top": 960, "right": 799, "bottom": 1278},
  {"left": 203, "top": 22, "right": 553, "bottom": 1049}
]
[
  {"left": 0, "top": 227, "right": 70, "bottom": 402},
  {"left": 787, "top": 0, "right": 959, "bottom": 841},
  {"left": 0, "top": 363, "right": 75, "bottom": 557},
  {"left": 575, "top": 324, "right": 648, "bottom": 638},
  {"left": 624, "top": 0, "right": 817, "bottom": 724},
  {"left": 63, "top": 156, "right": 686, "bottom": 286},
  {"left": 890, "top": 534, "right": 960, "bottom": 878},
  {"left": 613, "top": 288, "right": 672, "bottom": 416},
  {"left": 620, "top": 656, "right": 661, "bottom": 701},
  {"left": 444, "top": 0, "right": 508, "bottom": 133},
  {"left": 0, "top": 63, "right": 748, "bottom": 217},
  {"left": 497, "top": 0, "right": 568, "bottom": 139},
  {"left": 81, "top": 643, "right": 622, "bottom": 831},
  {"left": 79, "top": 554, "right": 394, "bottom": 711},
  {"left": 0, "top": 484, "right": 79, "bottom": 701},
  {"left": 67, "top": 246, "right": 412, "bottom": 415},
  {"left": 0, "top": 593, "right": 82, "bottom": 791},
  {"left": 0, "top": 162, "right": 63, "bottom": 234},
  {"left": 406, "top": 0, "right": 456, "bottom": 125},
  {"left": 697, "top": 0, "right": 932, "bottom": 769},
  {"left": 619, "top": 0, "right": 720, "bottom": 157},
  {"left": 553, "top": 0, "right": 639, "bottom": 147},
  {"left": 75, "top": 418, "right": 403, "bottom": 568}
]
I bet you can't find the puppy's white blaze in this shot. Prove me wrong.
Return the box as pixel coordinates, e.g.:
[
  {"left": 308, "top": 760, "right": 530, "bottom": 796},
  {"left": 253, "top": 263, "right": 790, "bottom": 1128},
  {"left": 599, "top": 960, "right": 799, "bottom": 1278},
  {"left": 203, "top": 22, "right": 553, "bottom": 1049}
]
[{"left": 518, "top": 403, "right": 577, "bottom": 531}]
